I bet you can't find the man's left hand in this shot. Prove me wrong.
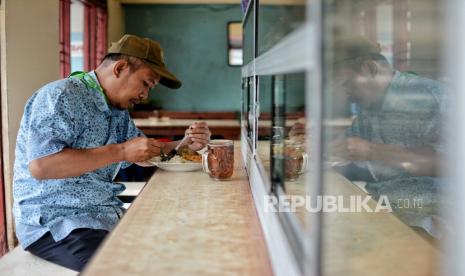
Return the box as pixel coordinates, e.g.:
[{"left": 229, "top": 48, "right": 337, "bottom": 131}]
[{"left": 185, "top": 121, "right": 211, "bottom": 151}]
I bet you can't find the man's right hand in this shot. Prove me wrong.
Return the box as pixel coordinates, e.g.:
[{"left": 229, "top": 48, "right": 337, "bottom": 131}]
[{"left": 121, "top": 137, "right": 164, "bottom": 163}]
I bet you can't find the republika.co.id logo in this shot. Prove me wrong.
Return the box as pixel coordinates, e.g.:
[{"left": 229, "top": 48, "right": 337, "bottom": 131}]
[{"left": 264, "top": 195, "right": 396, "bottom": 213}]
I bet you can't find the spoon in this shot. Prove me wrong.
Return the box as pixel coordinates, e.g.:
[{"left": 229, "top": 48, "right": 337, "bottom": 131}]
[{"left": 161, "top": 135, "right": 190, "bottom": 162}]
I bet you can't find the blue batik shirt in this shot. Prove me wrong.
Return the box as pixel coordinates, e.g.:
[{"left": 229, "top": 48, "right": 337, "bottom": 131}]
[
  {"left": 345, "top": 71, "right": 448, "bottom": 237},
  {"left": 13, "top": 71, "right": 143, "bottom": 248},
  {"left": 346, "top": 70, "right": 447, "bottom": 181}
]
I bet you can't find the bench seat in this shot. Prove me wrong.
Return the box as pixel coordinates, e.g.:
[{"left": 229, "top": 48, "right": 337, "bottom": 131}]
[{"left": 0, "top": 246, "right": 77, "bottom": 276}]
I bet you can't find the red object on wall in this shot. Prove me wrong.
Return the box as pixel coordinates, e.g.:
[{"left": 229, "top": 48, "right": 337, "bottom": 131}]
[
  {"left": 83, "top": 1, "right": 107, "bottom": 71},
  {"left": 60, "top": 0, "right": 107, "bottom": 77},
  {"left": 59, "top": 0, "right": 71, "bottom": 78}
]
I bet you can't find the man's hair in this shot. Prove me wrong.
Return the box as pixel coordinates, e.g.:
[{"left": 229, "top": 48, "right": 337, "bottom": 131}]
[
  {"left": 344, "top": 53, "right": 390, "bottom": 73},
  {"left": 334, "top": 36, "right": 391, "bottom": 73},
  {"left": 101, "top": 53, "right": 144, "bottom": 72}
]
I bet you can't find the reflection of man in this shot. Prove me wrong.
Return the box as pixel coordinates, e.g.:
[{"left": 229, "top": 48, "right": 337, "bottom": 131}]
[
  {"left": 333, "top": 37, "right": 447, "bottom": 237},
  {"left": 13, "top": 34, "right": 210, "bottom": 271}
]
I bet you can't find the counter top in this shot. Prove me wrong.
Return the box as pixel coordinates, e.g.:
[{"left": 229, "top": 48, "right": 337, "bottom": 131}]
[{"left": 82, "top": 143, "right": 272, "bottom": 275}]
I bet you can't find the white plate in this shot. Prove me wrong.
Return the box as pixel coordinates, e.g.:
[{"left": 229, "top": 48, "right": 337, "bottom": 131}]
[{"left": 149, "top": 157, "right": 202, "bottom": 172}]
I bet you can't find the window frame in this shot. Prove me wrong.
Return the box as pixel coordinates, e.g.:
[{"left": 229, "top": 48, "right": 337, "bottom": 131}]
[
  {"left": 241, "top": 0, "right": 320, "bottom": 275},
  {"left": 59, "top": 0, "right": 107, "bottom": 78}
]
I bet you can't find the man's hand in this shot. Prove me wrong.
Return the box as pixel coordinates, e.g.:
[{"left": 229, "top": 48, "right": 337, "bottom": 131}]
[
  {"left": 346, "top": 137, "right": 372, "bottom": 161},
  {"left": 121, "top": 137, "right": 164, "bottom": 163},
  {"left": 185, "top": 121, "right": 211, "bottom": 151}
]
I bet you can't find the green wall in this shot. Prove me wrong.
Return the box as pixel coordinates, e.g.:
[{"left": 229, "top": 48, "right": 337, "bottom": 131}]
[{"left": 125, "top": 4, "right": 242, "bottom": 111}]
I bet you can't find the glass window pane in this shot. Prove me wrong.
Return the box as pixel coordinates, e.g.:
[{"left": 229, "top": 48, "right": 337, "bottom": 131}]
[
  {"left": 242, "top": 77, "right": 254, "bottom": 148},
  {"left": 320, "top": 0, "right": 445, "bottom": 274},
  {"left": 280, "top": 73, "right": 307, "bottom": 227},
  {"left": 260, "top": 73, "right": 307, "bottom": 228},
  {"left": 257, "top": 75, "right": 272, "bottom": 178},
  {"left": 257, "top": 0, "right": 305, "bottom": 56},
  {"left": 70, "top": 0, "right": 84, "bottom": 72},
  {"left": 243, "top": 0, "right": 255, "bottom": 65}
]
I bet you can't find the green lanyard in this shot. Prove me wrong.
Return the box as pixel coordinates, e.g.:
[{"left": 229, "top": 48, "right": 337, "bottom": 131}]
[{"left": 69, "top": 71, "right": 109, "bottom": 104}]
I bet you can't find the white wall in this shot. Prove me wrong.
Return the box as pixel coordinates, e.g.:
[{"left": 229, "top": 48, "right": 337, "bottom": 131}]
[{"left": 1, "top": 0, "right": 60, "bottom": 249}]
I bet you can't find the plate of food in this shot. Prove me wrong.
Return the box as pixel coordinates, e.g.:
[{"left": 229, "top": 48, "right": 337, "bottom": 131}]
[{"left": 150, "top": 148, "right": 203, "bottom": 172}]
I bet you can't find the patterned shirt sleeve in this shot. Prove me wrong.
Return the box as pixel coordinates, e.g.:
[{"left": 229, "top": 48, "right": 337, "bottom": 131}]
[
  {"left": 126, "top": 118, "right": 145, "bottom": 140},
  {"left": 420, "top": 85, "right": 447, "bottom": 153},
  {"left": 26, "top": 86, "right": 81, "bottom": 162},
  {"left": 120, "top": 115, "right": 146, "bottom": 169}
]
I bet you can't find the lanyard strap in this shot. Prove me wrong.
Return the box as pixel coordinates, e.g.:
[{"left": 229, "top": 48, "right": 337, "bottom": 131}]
[{"left": 69, "top": 71, "right": 109, "bottom": 104}]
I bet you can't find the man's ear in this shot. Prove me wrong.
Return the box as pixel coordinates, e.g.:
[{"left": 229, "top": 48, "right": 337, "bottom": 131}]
[{"left": 112, "top": 60, "right": 129, "bottom": 78}]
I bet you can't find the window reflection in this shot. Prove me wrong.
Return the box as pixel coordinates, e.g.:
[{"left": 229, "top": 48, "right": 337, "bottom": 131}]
[
  {"left": 258, "top": 73, "right": 307, "bottom": 226},
  {"left": 257, "top": 76, "right": 272, "bottom": 178},
  {"left": 281, "top": 73, "right": 306, "bottom": 228},
  {"left": 258, "top": 0, "right": 305, "bottom": 56},
  {"left": 329, "top": 36, "right": 446, "bottom": 236},
  {"left": 242, "top": 77, "right": 254, "bottom": 149},
  {"left": 243, "top": 0, "right": 255, "bottom": 65},
  {"left": 321, "top": 0, "right": 444, "bottom": 274},
  {"left": 244, "top": 0, "right": 448, "bottom": 273}
]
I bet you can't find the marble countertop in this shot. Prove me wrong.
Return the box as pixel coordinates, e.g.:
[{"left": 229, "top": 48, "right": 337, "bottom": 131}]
[{"left": 82, "top": 142, "right": 272, "bottom": 276}]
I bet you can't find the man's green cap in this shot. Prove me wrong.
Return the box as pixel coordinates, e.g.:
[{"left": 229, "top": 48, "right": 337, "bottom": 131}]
[
  {"left": 107, "top": 34, "right": 182, "bottom": 89},
  {"left": 334, "top": 36, "right": 382, "bottom": 64}
]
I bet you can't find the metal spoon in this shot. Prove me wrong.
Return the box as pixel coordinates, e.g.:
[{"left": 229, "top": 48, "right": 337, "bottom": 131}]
[{"left": 161, "top": 135, "right": 190, "bottom": 162}]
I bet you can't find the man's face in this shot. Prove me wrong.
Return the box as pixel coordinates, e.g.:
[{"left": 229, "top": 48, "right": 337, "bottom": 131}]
[
  {"left": 113, "top": 65, "right": 161, "bottom": 110},
  {"left": 335, "top": 64, "right": 376, "bottom": 108}
]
